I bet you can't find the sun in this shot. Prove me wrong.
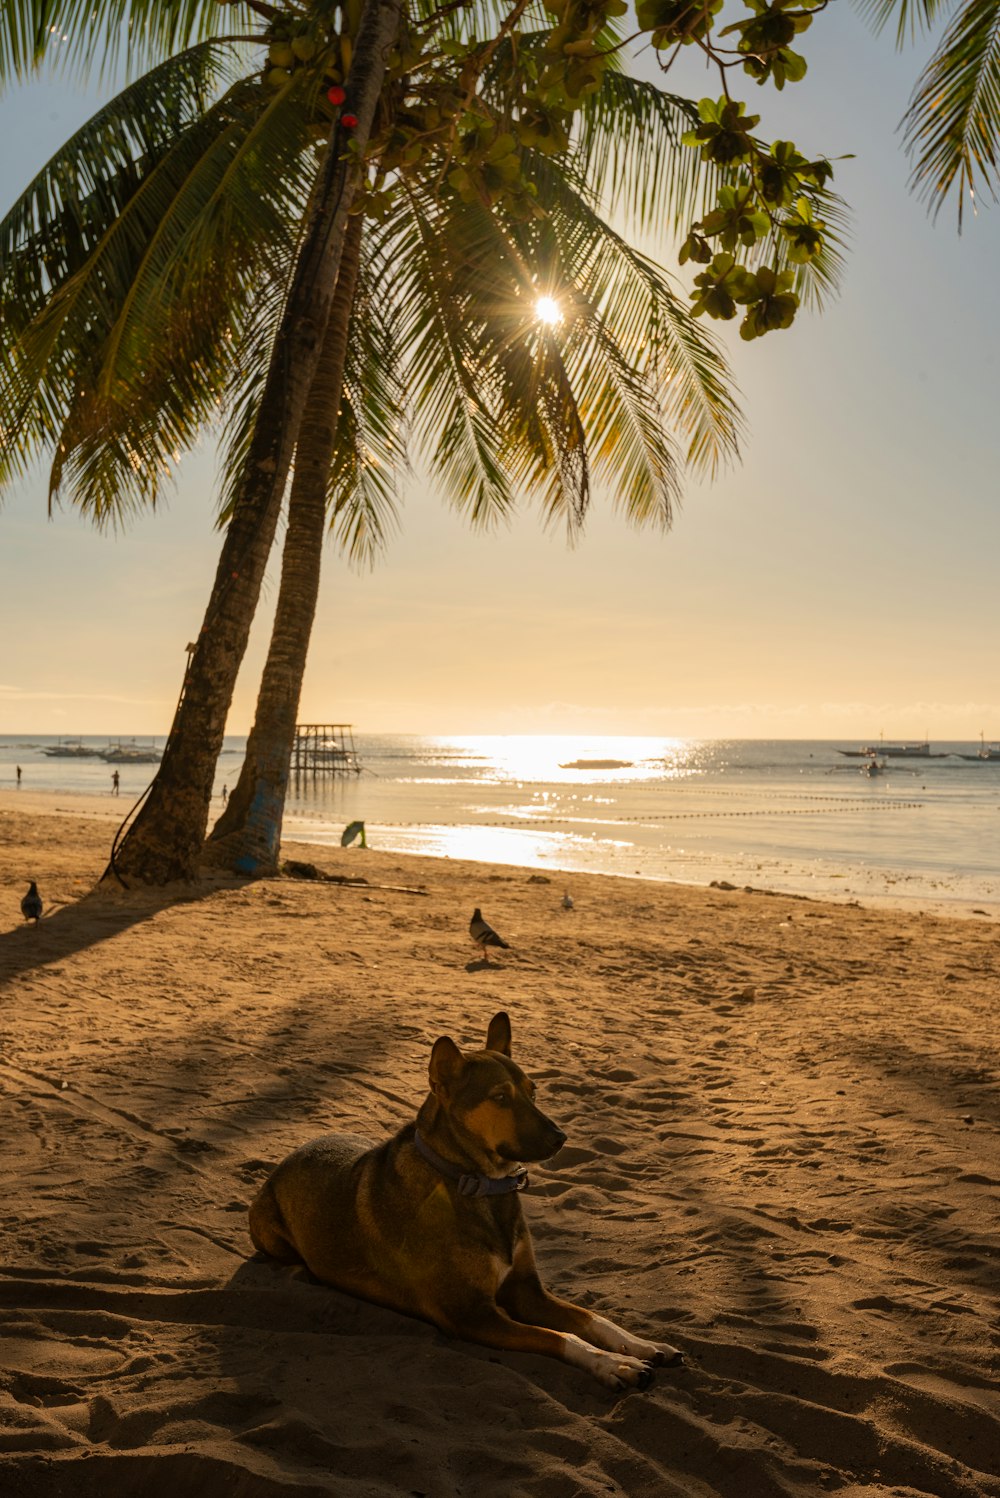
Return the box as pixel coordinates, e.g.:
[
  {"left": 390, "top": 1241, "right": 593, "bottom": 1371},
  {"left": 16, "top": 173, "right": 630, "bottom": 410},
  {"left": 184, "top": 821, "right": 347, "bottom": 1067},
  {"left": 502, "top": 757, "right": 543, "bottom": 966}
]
[{"left": 535, "top": 295, "right": 562, "bottom": 326}]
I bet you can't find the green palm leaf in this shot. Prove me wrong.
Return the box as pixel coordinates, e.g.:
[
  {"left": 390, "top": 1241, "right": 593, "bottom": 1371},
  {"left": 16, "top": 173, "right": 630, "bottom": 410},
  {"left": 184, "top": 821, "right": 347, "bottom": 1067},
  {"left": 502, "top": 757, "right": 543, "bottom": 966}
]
[
  {"left": 0, "top": 1, "right": 258, "bottom": 84},
  {"left": 214, "top": 265, "right": 290, "bottom": 526},
  {"left": 852, "top": 0, "right": 952, "bottom": 45},
  {"left": 529, "top": 155, "right": 743, "bottom": 479},
  {"left": 901, "top": 0, "right": 1000, "bottom": 222},
  {"left": 328, "top": 246, "right": 408, "bottom": 566},
  {"left": 572, "top": 71, "right": 721, "bottom": 236},
  {"left": 385, "top": 185, "right": 519, "bottom": 525},
  {"left": 1, "top": 63, "right": 311, "bottom": 520}
]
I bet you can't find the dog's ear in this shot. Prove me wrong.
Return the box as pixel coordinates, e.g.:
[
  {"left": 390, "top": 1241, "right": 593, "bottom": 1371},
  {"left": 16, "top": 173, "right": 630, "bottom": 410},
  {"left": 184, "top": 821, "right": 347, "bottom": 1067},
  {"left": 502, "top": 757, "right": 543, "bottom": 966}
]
[
  {"left": 429, "top": 1036, "right": 464, "bottom": 1097},
  {"left": 485, "top": 1011, "right": 512, "bottom": 1057}
]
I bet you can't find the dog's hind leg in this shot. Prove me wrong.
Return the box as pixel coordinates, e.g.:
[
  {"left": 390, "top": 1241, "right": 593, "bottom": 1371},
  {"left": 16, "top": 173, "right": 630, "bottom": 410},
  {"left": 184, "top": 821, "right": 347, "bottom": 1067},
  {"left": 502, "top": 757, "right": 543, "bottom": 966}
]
[{"left": 248, "top": 1181, "right": 304, "bottom": 1264}]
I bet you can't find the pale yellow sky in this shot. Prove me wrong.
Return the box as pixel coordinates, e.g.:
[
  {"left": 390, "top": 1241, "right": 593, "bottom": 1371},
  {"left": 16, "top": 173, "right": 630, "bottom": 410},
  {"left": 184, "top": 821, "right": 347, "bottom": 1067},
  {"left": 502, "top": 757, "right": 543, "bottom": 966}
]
[{"left": 1, "top": 9, "right": 998, "bottom": 743}]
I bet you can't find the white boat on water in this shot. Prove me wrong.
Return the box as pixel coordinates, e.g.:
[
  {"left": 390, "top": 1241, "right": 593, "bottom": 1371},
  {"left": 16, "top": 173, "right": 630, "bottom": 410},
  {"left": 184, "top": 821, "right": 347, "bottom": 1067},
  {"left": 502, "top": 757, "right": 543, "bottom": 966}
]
[
  {"left": 99, "top": 739, "right": 162, "bottom": 764},
  {"left": 958, "top": 733, "right": 1000, "bottom": 762},
  {"left": 41, "top": 739, "right": 97, "bottom": 758},
  {"left": 839, "top": 739, "right": 940, "bottom": 759}
]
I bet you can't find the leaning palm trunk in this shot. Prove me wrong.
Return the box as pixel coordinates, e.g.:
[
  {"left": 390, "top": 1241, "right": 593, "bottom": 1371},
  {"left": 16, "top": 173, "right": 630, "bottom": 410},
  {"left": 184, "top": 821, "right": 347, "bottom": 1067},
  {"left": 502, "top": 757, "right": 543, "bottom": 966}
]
[
  {"left": 112, "top": 0, "right": 401, "bottom": 886},
  {"left": 205, "top": 214, "right": 365, "bottom": 875}
]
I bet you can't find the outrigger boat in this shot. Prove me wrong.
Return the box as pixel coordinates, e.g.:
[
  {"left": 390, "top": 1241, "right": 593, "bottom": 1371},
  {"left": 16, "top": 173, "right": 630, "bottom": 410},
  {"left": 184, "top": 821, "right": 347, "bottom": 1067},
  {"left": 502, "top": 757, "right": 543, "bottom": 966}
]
[
  {"left": 41, "top": 739, "right": 97, "bottom": 758},
  {"left": 99, "top": 739, "right": 162, "bottom": 764},
  {"left": 839, "top": 739, "right": 946, "bottom": 759},
  {"left": 958, "top": 733, "right": 1000, "bottom": 762}
]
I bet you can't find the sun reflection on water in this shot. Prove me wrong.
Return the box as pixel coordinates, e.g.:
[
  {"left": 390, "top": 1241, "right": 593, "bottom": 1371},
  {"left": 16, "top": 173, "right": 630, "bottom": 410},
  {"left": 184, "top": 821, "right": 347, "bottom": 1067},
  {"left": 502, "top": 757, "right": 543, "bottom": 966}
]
[{"left": 437, "top": 735, "right": 702, "bottom": 784}]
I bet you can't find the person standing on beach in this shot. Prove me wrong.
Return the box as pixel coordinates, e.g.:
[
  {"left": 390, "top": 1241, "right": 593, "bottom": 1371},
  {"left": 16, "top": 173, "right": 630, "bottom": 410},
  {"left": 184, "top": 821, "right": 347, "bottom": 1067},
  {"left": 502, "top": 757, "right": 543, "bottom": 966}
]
[
  {"left": 16, "top": 765, "right": 21, "bottom": 786},
  {"left": 221, "top": 785, "right": 228, "bottom": 805},
  {"left": 111, "top": 770, "right": 120, "bottom": 796}
]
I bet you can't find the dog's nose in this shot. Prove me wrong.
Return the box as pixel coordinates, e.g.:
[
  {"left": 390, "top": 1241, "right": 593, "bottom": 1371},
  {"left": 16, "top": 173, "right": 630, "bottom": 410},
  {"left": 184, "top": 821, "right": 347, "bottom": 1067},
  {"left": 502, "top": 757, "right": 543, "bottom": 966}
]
[{"left": 546, "top": 1128, "right": 568, "bottom": 1155}]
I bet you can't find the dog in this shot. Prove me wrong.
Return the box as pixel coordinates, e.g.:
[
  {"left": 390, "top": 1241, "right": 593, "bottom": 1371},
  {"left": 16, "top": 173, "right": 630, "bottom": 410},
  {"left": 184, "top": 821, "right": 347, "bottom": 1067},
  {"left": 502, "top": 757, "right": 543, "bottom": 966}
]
[{"left": 249, "top": 1011, "right": 682, "bottom": 1389}]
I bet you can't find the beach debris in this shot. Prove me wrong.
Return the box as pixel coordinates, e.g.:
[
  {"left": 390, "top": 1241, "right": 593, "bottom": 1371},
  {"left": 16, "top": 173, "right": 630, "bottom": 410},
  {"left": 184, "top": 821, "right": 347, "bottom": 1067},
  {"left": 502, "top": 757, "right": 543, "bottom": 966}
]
[
  {"left": 280, "top": 861, "right": 426, "bottom": 896},
  {"left": 527, "top": 874, "right": 551, "bottom": 884},
  {"left": 341, "top": 820, "right": 367, "bottom": 848},
  {"left": 20, "top": 881, "right": 42, "bottom": 924},
  {"left": 470, "top": 907, "right": 509, "bottom": 961},
  {"left": 562, "top": 892, "right": 574, "bottom": 910},
  {"left": 283, "top": 859, "right": 349, "bottom": 881},
  {"left": 710, "top": 879, "right": 738, "bottom": 891}
]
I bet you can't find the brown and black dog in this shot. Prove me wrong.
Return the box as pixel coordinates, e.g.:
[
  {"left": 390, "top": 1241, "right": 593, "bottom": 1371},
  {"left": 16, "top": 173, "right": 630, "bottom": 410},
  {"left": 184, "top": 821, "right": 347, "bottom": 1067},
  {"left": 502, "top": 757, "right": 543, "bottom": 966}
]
[{"left": 249, "top": 1011, "right": 682, "bottom": 1389}]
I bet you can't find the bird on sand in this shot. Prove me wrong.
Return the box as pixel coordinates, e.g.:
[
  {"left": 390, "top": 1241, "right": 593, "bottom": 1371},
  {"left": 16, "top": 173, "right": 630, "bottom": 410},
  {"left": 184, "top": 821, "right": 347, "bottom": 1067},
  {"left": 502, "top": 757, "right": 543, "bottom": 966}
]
[
  {"left": 470, "top": 907, "right": 508, "bottom": 961},
  {"left": 21, "top": 881, "right": 42, "bottom": 924},
  {"left": 561, "top": 891, "right": 574, "bottom": 910}
]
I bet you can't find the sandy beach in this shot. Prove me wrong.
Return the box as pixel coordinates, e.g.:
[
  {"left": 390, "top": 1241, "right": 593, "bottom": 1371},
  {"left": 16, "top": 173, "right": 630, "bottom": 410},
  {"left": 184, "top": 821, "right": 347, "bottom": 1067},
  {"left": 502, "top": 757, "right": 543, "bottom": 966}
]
[{"left": 1, "top": 789, "right": 998, "bottom": 1497}]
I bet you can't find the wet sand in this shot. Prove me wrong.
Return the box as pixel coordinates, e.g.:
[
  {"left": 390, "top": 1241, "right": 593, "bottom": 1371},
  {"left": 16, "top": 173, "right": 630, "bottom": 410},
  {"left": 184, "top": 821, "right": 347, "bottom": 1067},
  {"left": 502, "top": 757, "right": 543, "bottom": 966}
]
[{"left": 1, "top": 792, "right": 999, "bottom": 1496}]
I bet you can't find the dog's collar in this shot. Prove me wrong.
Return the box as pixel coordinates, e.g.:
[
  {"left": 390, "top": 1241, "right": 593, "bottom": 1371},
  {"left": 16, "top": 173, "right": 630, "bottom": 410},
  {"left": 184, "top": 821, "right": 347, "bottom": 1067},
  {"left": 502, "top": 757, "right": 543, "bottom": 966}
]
[{"left": 413, "top": 1129, "right": 529, "bottom": 1198}]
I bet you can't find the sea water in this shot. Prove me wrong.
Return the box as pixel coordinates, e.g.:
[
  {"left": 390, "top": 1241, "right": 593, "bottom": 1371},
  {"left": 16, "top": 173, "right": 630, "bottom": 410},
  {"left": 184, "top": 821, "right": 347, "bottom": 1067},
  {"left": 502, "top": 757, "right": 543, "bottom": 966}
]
[{"left": 3, "top": 735, "right": 998, "bottom": 911}]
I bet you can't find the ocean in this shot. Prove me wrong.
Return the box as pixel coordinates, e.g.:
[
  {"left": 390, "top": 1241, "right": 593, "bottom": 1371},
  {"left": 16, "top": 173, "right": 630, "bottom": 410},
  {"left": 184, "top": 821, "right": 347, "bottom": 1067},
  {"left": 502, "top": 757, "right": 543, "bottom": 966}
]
[{"left": 3, "top": 734, "right": 998, "bottom": 911}]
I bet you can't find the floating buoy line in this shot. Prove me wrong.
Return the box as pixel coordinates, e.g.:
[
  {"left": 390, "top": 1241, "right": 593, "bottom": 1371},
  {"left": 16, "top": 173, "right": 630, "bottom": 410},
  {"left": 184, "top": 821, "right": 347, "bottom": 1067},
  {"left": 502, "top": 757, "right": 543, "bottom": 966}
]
[{"left": 362, "top": 801, "right": 922, "bottom": 832}]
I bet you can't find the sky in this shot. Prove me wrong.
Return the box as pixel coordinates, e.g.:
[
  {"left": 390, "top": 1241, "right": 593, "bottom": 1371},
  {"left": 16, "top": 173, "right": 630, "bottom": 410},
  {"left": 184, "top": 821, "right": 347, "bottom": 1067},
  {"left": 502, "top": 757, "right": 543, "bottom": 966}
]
[{"left": 1, "top": 5, "right": 998, "bottom": 742}]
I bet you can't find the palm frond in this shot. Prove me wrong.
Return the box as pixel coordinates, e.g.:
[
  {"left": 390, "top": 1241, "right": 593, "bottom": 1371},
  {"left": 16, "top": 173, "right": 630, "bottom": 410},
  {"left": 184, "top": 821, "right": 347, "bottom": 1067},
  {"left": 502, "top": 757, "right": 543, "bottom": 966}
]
[
  {"left": 0, "top": 1, "right": 260, "bottom": 86},
  {"left": 527, "top": 155, "right": 743, "bottom": 481},
  {"left": 901, "top": 0, "right": 1000, "bottom": 222},
  {"left": 377, "top": 162, "right": 741, "bottom": 538},
  {"left": 1, "top": 68, "right": 311, "bottom": 522},
  {"left": 382, "top": 185, "right": 518, "bottom": 526},
  {"left": 328, "top": 246, "right": 408, "bottom": 567},
  {"left": 572, "top": 72, "right": 722, "bottom": 236},
  {"left": 214, "top": 267, "right": 291, "bottom": 526},
  {"left": 852, "top": 0, "right": 953, "bottom": 44},
  {"left": 0, "top": 40, "right": 237, "bottom": 305}
]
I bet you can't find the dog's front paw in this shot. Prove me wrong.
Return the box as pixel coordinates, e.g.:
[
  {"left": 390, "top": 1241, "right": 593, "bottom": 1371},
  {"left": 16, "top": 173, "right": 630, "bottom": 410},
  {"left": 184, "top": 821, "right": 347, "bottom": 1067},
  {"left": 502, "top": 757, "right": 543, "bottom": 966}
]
[
  {"left": 612, "top": 1331, "right": 684, "bottom": 1368},
  {"left": 598, "top": 1352, "right": 655, "bottom": 1392}
]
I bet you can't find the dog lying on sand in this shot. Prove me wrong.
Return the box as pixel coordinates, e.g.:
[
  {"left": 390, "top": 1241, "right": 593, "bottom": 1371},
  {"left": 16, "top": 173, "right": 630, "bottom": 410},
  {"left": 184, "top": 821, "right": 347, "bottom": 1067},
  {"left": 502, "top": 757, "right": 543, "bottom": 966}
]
[{"left": 249, "top": 1011, "right": 682, "bottom": 1389}]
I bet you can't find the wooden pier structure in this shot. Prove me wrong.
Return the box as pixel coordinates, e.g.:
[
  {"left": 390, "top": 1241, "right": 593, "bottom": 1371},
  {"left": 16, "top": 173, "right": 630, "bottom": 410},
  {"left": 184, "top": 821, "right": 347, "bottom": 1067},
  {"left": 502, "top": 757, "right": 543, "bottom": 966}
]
[{"left": 292, "top": 724, "right": 362, "bottom": 775}]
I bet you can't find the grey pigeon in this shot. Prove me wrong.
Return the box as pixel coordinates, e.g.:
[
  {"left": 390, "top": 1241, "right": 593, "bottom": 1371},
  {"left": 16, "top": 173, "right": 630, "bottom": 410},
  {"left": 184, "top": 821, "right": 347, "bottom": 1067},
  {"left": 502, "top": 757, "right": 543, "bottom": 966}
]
[
  {"left": 21, "top": 881, "right": 42, "bottom": 924},
  {"left": 561, "top": 891, "right": 574, "bottom": 910},
  {"left": 470, "top": 907, "right": 508, "bottom": 960}
]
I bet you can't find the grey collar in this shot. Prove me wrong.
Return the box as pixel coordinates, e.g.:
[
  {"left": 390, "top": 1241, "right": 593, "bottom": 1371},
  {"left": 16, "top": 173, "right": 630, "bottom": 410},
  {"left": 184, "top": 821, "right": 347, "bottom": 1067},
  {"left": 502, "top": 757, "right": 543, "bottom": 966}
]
[{"left": 413, "top": 1129, "right": 528, "bottom": 1198}]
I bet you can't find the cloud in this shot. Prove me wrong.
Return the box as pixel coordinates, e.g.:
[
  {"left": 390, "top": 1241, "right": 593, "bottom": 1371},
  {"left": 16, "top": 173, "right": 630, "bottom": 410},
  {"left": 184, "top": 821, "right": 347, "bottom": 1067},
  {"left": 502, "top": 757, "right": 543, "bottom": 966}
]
[{"left": 0, "top": 685, "right": 167, "bottom": 706}]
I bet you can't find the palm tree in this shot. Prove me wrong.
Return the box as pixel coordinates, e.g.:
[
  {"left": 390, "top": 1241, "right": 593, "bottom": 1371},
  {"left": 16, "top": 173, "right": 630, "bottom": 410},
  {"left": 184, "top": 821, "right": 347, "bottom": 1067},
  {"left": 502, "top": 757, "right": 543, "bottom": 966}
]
[
  {"left": 1, "top": 4, "right": 736, "bottom": 880},
  {"left": 1, "top": 1, "right": 844, "bottom": 883},
  {"left": 206, "top": 46, "right": 852, "bottom": 876},
  {"left": 204, "top": 164, "right": 745, "bottom": 873},
  {"left": 109, "top": 0, "right": 402, "bottom": 884},
  {"left": 1, "top": 0, "right": 403, "bottom": 884}
]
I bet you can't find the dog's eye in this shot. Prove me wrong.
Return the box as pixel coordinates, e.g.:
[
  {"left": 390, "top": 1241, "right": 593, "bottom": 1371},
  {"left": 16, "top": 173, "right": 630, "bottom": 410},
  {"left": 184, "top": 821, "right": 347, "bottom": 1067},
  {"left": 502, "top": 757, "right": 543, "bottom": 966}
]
[{"left": 492, "top": 1091, "right": 511, "bottom": 1107}]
